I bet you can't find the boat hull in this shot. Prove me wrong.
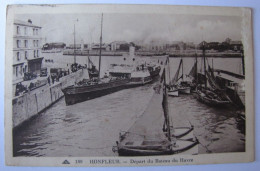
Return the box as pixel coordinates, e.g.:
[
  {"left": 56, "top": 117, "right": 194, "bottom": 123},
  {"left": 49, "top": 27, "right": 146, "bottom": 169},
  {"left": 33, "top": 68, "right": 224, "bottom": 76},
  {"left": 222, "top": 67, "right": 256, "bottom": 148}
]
[
  {"left": 117, "top": 125, "right": 198, "bottom": 156},
  {"left": 170, "top": 126, "right": 194, "bottom": 138},
  {"left": 195, "top": 90, "right": 230, "bottom": 107},
  {"left": 62, "top": 79, "right": 130, "bottom": 105},
  {"left": 127, "top": 76, "right": 153, "bottom": 87},
  {"left": 117, "top": 139, "right": 198, "bottom": 156},
  {"left": 168, "top": 89, "right": 179, "bottom": 97},
  {"left": 178, "top": 87, "right": 191, "bottom": 94}
]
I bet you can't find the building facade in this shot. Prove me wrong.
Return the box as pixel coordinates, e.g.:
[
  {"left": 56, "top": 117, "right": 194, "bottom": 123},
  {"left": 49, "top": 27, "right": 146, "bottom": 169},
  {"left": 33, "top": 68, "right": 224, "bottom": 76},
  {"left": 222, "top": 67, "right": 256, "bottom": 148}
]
[{"left": 13, "top": 19, "right": 43, "bottom": 84}]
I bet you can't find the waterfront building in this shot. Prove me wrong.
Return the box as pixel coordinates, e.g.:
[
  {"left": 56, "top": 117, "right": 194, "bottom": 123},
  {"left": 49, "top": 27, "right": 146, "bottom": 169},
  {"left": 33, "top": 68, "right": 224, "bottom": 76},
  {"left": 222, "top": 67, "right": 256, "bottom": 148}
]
[
  {"left": 13, "top": 19, "right": 43, "bottom": 84},
  {"left": 42, "top": 42, "right": 66, "bottom": 50},
  {"left": 67, "top": 44, "right": 81, "bottom": 49},
  {"left": 110, "top": 41, "right": 128, "bottom": 51},
  {"left": 91, "top": 43, "right": 110, "bottom": 51}
]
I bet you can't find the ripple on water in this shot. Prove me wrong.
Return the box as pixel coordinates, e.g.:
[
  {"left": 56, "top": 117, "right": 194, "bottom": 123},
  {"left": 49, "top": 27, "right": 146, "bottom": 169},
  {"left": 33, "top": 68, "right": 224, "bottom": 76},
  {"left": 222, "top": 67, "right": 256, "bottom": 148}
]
[{"left": 13, "top": 81, "right": 245, "bottom": 156}]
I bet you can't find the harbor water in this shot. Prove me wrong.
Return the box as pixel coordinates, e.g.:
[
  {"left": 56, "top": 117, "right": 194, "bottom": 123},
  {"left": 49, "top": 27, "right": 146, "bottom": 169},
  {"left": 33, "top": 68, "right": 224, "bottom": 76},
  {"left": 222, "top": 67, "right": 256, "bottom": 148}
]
[{"left": 13, "top": 54, "right": 245, "bottom": 156}]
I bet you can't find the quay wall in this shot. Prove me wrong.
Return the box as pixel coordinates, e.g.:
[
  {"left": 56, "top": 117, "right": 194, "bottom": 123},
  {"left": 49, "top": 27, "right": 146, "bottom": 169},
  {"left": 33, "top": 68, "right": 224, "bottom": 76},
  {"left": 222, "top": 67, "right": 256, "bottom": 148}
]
[{"left": 12, "top": 69, "right": 87, "bottom": 128}]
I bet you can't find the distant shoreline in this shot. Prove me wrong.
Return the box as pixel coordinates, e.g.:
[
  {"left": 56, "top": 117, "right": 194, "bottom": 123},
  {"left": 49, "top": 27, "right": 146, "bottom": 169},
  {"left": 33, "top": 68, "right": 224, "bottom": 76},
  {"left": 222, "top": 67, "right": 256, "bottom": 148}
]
[{"left": 45, "top": 49, "right": 243, "bottom": 58}]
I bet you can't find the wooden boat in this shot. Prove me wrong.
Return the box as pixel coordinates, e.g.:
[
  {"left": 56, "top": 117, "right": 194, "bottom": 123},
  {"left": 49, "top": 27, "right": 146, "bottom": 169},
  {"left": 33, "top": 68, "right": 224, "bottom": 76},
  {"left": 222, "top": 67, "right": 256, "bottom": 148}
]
[
  {"left": 168, "top": 58, "right": 191, "bottom": 96},
  {"left": 195, "top": 88, "right": 230, "bottom": 107},
  {"left": 168, "top": 87, "right": 179, "bottom": 97},
  {"left": 195, "top": 42, "right": 231, "bottom": 107},
  {"left": 113, "top": 68, "right": 198, "bottom": 156},
  {"left": 177, "top": 83, "right": 191, "bottom": 94},
  {"left": 187, "top": 55, "right": 198, "bottom": 92}
]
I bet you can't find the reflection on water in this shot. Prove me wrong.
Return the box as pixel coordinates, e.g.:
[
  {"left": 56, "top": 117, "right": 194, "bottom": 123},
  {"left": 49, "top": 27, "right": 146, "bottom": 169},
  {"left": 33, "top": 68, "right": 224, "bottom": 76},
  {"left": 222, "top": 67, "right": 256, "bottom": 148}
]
[
  {"left": 168, "top": 95, "right": 245, "bottom": 154},
  {"left": 13, "top": 56, "right": 245, "bottom": 156}
]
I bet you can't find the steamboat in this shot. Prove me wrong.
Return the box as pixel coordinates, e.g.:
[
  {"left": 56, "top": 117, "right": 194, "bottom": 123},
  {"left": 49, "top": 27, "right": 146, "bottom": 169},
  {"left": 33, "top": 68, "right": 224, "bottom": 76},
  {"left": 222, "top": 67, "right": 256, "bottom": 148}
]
[{"left": 62, "top": 14, "right": 130, "bottom": 105}]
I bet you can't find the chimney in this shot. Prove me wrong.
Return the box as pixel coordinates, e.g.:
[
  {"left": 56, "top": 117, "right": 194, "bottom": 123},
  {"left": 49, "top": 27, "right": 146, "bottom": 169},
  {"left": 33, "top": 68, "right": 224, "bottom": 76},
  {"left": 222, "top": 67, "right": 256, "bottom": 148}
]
[{"left": 28, "top": 19, "right": 32, "bottom": 24}]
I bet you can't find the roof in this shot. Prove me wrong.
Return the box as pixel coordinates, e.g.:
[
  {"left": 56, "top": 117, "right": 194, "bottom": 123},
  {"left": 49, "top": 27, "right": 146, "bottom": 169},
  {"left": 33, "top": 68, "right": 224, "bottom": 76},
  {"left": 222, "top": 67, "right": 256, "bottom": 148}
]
[
  {"left": 216, "top": 72, "right": 244, "bottom": 84},
  {"left": 14, "top": 19, "right": 41, "bottom": 28}
]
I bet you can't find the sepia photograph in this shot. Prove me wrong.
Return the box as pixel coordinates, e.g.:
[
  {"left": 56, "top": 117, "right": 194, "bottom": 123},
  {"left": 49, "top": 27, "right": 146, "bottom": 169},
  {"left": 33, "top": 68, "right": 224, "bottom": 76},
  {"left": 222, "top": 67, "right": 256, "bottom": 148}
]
[{"left": 4, "top": 4, "right": 254, "bottom": 166}]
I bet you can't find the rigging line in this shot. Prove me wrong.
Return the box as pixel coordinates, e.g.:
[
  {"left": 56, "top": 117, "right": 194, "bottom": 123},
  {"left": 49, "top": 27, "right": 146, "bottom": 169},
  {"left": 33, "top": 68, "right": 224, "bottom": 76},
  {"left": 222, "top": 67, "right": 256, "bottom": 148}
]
[
  {"left": 198, "top": 140, "right": 212, "bottom": 153},
  {"left": 185, "top": 120, "right": 211, "bottom": 153}
]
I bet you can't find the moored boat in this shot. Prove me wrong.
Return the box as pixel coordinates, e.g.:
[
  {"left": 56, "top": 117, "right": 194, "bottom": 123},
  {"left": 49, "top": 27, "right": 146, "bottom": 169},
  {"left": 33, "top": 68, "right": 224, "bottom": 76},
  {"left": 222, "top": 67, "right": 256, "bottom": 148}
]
[
  {"left": 62, "top": 77, "right": 130, "bottom": 105},
  {"left": 167, "top": 58, "right": 191, "bottom": 96},
  {"left": 113, "top": 68, "right": 198, "bottom": 156},
  {"left": 168, "top": 87, "right": 179, "bottom": 97},
  {"left": 195, "top": 88, "right": 230, "bottom": 107},
  {"left": 107, "top": 49, "right": 160, "bottom": 87},
  {"left": 195, "top": 42, "right": 231, "bottom": 107},
  {"left": 127, "top": 67, "right": 152, "bottom": 86},
  {"left": 62, "top": 14, "right": 131, "bottom": 105},
  {"left": 176, "top": 83, "right": 191, "bottom": 94}
]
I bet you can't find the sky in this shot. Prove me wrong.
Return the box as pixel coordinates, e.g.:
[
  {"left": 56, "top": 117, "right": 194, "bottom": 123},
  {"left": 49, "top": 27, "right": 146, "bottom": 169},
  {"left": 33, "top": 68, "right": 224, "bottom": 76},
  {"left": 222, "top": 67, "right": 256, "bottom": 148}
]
[{"left": 15, "top": 13, "right": 242, "bottom": 45}]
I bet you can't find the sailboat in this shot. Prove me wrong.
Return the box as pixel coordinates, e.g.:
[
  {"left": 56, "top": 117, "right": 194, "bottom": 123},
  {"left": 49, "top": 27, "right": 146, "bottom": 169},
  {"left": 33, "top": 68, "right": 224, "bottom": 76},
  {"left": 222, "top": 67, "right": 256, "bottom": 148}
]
[
  {"left": 166, "top": 58, "right": 179, "bottom": 97},
  {"left": 62, "top": 14, "right": 130, "bottom": 105},
  {"left": 168, "top": 58, "right": 191, "bottom": 96},
  {"left": 187, "top": 53, "right": 198, "bottom": 92},
  {"left": 113, "top": 68, "right": 198, "bottom": 156},
  {"left": 195, "top": 42, "right": 231, "bottom": 107}
]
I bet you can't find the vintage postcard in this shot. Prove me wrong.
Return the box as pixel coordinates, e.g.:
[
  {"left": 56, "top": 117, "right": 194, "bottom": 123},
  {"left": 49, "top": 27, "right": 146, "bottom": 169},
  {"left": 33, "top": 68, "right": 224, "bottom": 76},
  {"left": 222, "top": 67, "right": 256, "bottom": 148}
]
[{"left": 5, "top": 4, "right": 254, "bottom": 166}]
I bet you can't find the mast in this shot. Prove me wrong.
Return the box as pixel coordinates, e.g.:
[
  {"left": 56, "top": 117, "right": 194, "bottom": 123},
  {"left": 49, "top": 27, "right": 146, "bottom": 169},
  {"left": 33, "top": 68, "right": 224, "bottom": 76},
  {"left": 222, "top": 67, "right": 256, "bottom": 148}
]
[
  {"left": 163, "top": 68, "right": 171, "bottom": 141},
  {"left": 73, "top": 19, "right": 78, "bottom": 64},
  {"left": 212, "top": 58, "right": 214, "bottom": 70},
  {"left": 98, "top": 13, "right": 103, "bottom": 79},
  {"left": 195, "top": 53, "right": 198, "bottom": 86},
  {"left": 87, "top": 50, "right": 90, "bottom": 69},
  {"left": 203, "top": 42, "right": 207, "bottom": 88},
  {"left": 167, "top": 57, "right": 171, "bottom": 85},
  {"left": 181, "top": 57, "right": 184, "bottom": 81}
]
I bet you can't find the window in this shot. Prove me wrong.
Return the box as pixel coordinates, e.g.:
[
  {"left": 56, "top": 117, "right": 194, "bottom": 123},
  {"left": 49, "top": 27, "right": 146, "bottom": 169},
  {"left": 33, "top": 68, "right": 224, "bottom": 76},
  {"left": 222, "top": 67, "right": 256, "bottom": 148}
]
[
  {"left": 24, "top": 40, "right": 28, "bottom": 48},
  {"left": 24, "top": 65, "right": 27, "bottom": 73},
  {"left": 25, "top": 51, "right": 28, "bottom": 59},
  {"left": 24, "top": 27, "right": 27, "bottom": 35},
  {"left": 33, "top": 28, "right": 38, "bottom": 35},
  {"left": 34, "top": 50, "right": 36, "bottom": 57},
  {"left": 16, "top": 66, "right": 18, "bottom": 77},
  {"left": 36, "top": 40, "right": 39, "bottom": 47},
  {"left": 16, "top": 26, "right": 20, "bottom": 35},
  {"left": 16, "top": 52, "right": 20, "bottom": 61},
  {"left": 20, "top": 66, "right": 23, "bottom": 75},
  {"left": 16, "top": 40, "right": 20, "bottom": 48},
  {"left": 37, "top": 50, "right": 39, "bottom": 57}
]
